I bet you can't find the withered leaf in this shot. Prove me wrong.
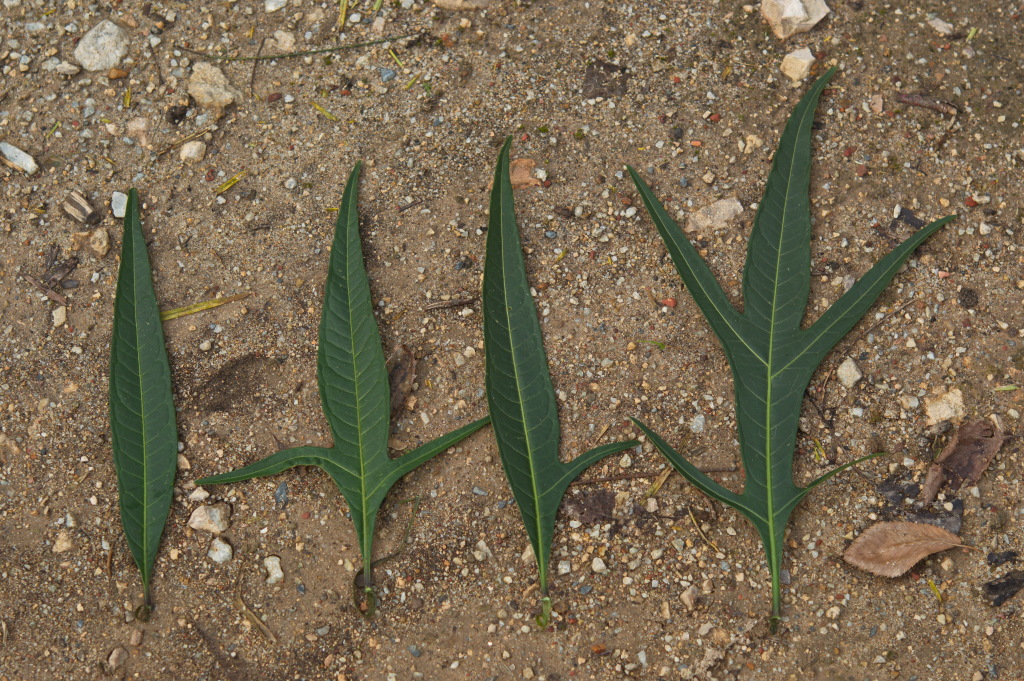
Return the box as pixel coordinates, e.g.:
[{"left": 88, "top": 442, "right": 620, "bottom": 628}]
[
  {"left": 920, "top": 418, "right": 1004, "bottom": 503},
  {"left": 843, "top": 521, "right": 966, "bottom": 578},
  {"left": 386, "top": 344, "right": 417, "bottom": 424},
  {"left": 509, "top": 158, "right": 541, "bottom": 189},
  {"left": 984, "top": 570, "right": 1024, "bottom": 606}
]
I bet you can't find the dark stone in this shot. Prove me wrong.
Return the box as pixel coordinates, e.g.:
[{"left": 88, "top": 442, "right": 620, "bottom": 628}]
[
  {"left": 581, "top": 60, "right": 630, "bottom": 99},
  {"left": 957, "top": 287, "right": 979, "bottom": 309},
  {"left": 988, "top": 551, "right": 1020, "bottom": 567},
  {"left": 984, "top": 571, "right": 1024, "bottom": 606}
]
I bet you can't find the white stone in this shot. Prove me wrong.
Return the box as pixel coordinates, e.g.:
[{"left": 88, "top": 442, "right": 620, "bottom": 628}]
[
  {"left": 188, "top": 503, "right": 231, "bottom": 534},
  {"left": 557, "top": 560, "right": 572, "bottom": 575},
  {"left": 591, "top": 557, "right": 607, "bottom": 573},
  {"left": 55, "top": 61, "right": 81, "bottom": 76},
  {"left": 187, "top": 63, "right": 242, "bottom": 118},
  {"left": 618, "top": 452, "right": 632, "bottom": 468},
  {"left": 52, "top": 306, "right": 67, "bottom": 328},
  {"left": 271, "top": 30, "right": 295, "bottom": 51},
  {"left": 74, "top": 20, "right": 130, "bottom": 71},
  {"left": 265, "top": 0, "right": 287, "bottom": 11},
  {"left": 520, "top": 543, "right": 535, "bottom": 565},
  {"left": 689, "top": 414, "right": 706, "bottom": 434},
  {"left": 111, "top": 192, "right": 128, "bottom": 218},
  {"left": 188, "top": 487, "right": 211, "bottom": 502},
  {"left": 0, "top": 142, "right": 39, "bottom": 174},
  {"left": 781, "top": 47, "right": 815, "bottom": 82},
  {"left": 472, "top": 540, "right": 493, "bottom": 562},
  {"left": 53, "top": 529, "right": 73, "bottom": 553},
  {"left": 432, "top": 0, "right": 491, "bottom": 8},
  {"left": 761, "top": 0, "right": 830, "bottom": 40},
  {"left": 265, "top": 555, "right": 285, "bottom": 583},
  {"left": 179, "top": 140, "right": 207, "bottom": 164},
  {"left": 686, "top": 197, "right": 743, "bottom": 233},
  {"left": 208, "top": 537, "right": 233, "bottom": 563},
  {"left": 924, "top": 389, "right": 965, "bottom": 426},
  {"left": 927, "top": 16, "right": 954, "bottom": 36},
  {"left": 836, "top": 357, "right": 862, "bottom": 388}
]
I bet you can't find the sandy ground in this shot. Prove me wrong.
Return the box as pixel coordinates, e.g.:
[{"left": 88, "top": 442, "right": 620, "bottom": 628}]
[{"left": 2, "top": 0, "right": 1024, "bottom": 679}]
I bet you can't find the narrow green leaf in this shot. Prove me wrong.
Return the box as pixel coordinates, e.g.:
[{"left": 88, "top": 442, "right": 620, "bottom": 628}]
[
  {"left": 109, "top": 188, "right": 178, "bottom": 607},
  {"left": 483, "top": 137, "right": 638, "bottom": 608},
  {"left": 197, "top": 165, "right": 489, "bottom": 610},
  {"left": 629, "top": 67, "right": 954, "bottom": 630}
]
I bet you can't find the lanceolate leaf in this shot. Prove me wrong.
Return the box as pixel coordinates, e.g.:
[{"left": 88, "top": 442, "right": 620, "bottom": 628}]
[
  {"left": 843, "top": 521, "right": 967, "bottom": 578},
  {"left": 109, "top": 188, "right": 178, "bottom": 609},
  {"left": 628, "top": 68, "right": 955, "bottom": 630},
  {"left": 484, "top": 138, "right": 638, "bottom": 621},
  {"left": 197, "top": 164, "right": 489, "bottom": 613}
]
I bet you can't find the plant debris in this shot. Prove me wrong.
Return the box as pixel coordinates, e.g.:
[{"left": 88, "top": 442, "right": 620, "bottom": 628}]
[
  {"left": 843, "top": 521, "right": 968, "bottom": 577},
  {"left": 987, "top": 551, "right": 1019, "bottom": 567},
  {"left": 387, "top": 344, "right": 417, "bottom": 424},
  {"left": 509, "top": 158, "right": 541, "bottom": 189},
  {"left": 920, "top": 418, "right": 1005, "bottom": 503},
  {"left": 983, "top": 571, "right": 1024, "bottom": 607}
]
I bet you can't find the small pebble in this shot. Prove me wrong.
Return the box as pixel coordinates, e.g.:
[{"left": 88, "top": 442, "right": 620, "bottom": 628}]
[
  {"left": 379, "top": 68, "right": 396, "bottom": 83},
  {"left": 199, "top": 340, "right": 213, "bottom": 352},
  {"left": 591, "top": 557, "right": 607, "bottom": 573},
  {"left": 111, "top": 192, "right": 128, "bottom": 218},
  {"left": 265, "top": 555, "right": 285, "bottom": 584},
  {"left": 471, "top": 486, "right": 488, "bottom": 496},
  {"left": 188, "top": 503, "right": 231, "bottom": 534},
  {"left": 208, "top": 537, "right": 233, "bottom": 563}
]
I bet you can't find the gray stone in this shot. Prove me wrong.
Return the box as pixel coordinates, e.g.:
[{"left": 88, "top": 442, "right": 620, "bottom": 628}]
[
  {"left": 780, "top": 47, "right": 815, "bottom": 82},
  {"left": 208, "top": 537, "right": 233, "bottom": 563},
  {"left": 761, "top": 0, "right": 830, "bottom": 40},
  {"left": 0, "top": 142, "right": 39, "bottom": 174},
  {"left": 265, "top": 0, "right": 287, "bottom": 11},
  {"left": 188, "top": 503, "right": 232, "bottom": 534},
  {"left": 74, "top": 20, "right": 129, "bottom": 71},
  {"left": 107, "top": 647, "right": 129, "bottom": 671},
  {"left": 111, "top": 192, "right": 128, "bottom": 218},
  {"left": 689, "top": 414, "right": 706, "bottom": 434},
  {"left": 686, "top": 197, "right": 743, "bottom": 233},
  {"left": 836, "top": 357, "right": 862, "bottom": 389},
  {"left": 187, "top": 63, "right": 242, "bottom": 118},
  {"left": 265, "top": 555, "right": 284, "bottom": 583}
]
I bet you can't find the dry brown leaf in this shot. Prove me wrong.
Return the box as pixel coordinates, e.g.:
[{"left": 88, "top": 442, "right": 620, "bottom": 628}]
[
  {"left": 509, "top": 158, "right": 541, "bottom": 189},
  {"left": 843, "top": 521, "right": 966, "bottom": 577},
  {"left": 919, "top": 418, "right": 1004, "bottom": 503}
]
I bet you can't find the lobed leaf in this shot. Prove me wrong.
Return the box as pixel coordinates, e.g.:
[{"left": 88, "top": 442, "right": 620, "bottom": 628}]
[
  {"left": 197, "top": 165, "right": 489, "bottom": 612},
  {"left": 483, "top": 137, "right": 637, "bottom": 613},
  {"left": 109, "top": 188, "right": 178, "bottom": 607},
  {"left": 629, "top": 67, "right": 955, "bottom": 629}
]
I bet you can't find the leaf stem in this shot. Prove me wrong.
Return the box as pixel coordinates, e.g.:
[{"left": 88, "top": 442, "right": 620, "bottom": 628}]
[{"left": 535, "top": 596, "right": 552, "bottom": 628}]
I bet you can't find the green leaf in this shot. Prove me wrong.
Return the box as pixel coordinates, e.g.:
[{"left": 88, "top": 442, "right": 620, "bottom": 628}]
[
  {"left": 628, "top": 67, "right": 954, "bottom": 630},
  {"left": 483, "top": 137, "right": 638, "bottom": 611},
  {"left": 196, "top": 164, "right": 489, "bottom": 611},
  {"left": 109, "top": 188, "right": 178, "bottom": 608}
]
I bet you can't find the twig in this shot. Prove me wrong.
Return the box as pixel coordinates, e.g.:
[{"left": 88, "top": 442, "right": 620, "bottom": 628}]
[
  {"left": 22, "top": 273, "right": 68, "bottom": 306},
  {"left": 424, "top": 297, "right": 477, "bottom": 311},
  {"left": 689, "top": 507, "right": 720, "bottom": 552},
  {"left": 156, "top": 126, "right": 214, "bottom": 157},
  {"left": 249, "top": 37, "right": 267, "bottom": 95},
  {"left": 173, "top": 35, "right": 411, "bottom": 62},
  {"left": 161, "top": 292, "right": 250, "bottom": 321},
  {"left": 644, "top": 468, "right": 673, "bottom": 499},
  {"left": 234, "top": 594, "right": 277, "bottom": 643},
  {"left": 398, "top": 198, "right": 424, "bottom": 212},
  {"left": 896, "top": 93, "right": 958, "bottom": 116}
]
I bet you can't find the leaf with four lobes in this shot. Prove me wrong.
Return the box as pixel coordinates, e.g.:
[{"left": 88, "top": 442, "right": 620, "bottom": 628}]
[
  {"left": 196, "top": 164, "right": 489, "bottom": 614},
  {"left": 484, "top": 137, "right": 639, "bottom": 625},
  {"left": 627, "top": 67, "right": 956, "bottom": 630},
  {"left": 109, "top": 188, "right": 178, "bottom": 613}
]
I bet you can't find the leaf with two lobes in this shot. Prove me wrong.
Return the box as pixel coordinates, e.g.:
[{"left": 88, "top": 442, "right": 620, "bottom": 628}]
[
  {"left": 843, "top": 521, "right": 969, "bottom": 577},
  {"left": 109, "top": 188, "right": 178, "bottom": 614},
  {"left": 484, "top": 137, "right": 638, "bottom": 625},
  {"left": 628, "top": 67, "right": 956, "bottom": 630},
  {"left": 197, "top": 164, "right": 489, "bottom": 615}
]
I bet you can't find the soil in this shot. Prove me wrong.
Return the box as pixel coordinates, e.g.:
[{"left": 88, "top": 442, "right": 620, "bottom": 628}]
[{"left": 2, "top": 0, "right": 1024, "bottom": 679}]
